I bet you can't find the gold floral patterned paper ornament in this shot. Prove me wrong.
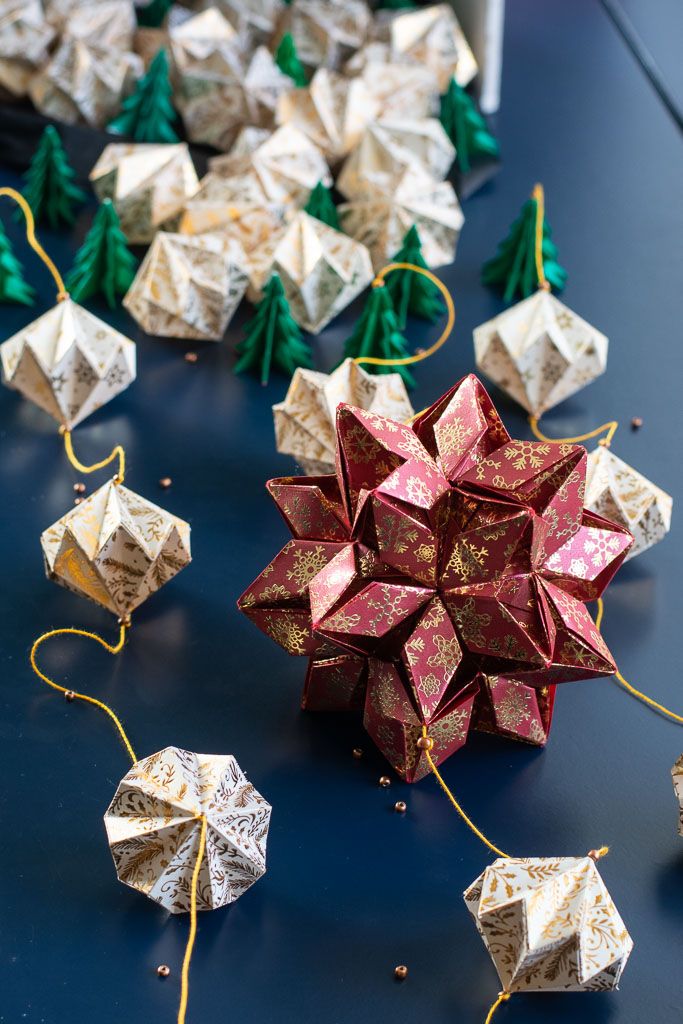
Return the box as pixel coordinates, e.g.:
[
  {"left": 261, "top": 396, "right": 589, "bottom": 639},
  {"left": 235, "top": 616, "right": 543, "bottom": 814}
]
[
  {"left": 0, "top": 0, "right": 55, "bottom": 97},
  {"left": 382, "top": 3, "right": 478, "bottom": 90},
  {"left": 344, "top": 44, "right": 439, "bottom": 119},
  {"left": 105, "top": 747, "right": 271, "bottom": 912},
  {"left": 0, "top": 298, "right": 136, "bottom": 429},
  {"left": 273, "top": 357, "right": 414, "bottom": 475},
  {"left": 673, "top": 756, "right": 683, "bottom": 836},
  {"left": 280, "top": 0, "right": 371, "bottom": 70},
  {"left": 41, "top": 477, "right": 191, "bottom": 618},
  {"left": 89, "top": 143, "right": 199, "bottom": 245}
]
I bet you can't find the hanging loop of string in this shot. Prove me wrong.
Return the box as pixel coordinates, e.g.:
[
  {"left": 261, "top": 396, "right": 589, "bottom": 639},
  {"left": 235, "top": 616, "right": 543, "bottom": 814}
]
[
  {"left": 531, "top": 182, "right": 550, "bottom": 292},
  {"left": 0, "top": 187, "right": 68, "bottom": 301},
  {"left": 596, "top": 598, "right": 683, "bottom": 723},
  {"left": 528, "top": 415, "right": 619, "bottom": 448},
  {"left": 178, "top": 814, "right": 208, "bottom": 1024},
  {"left": 61, "top": 427, "right": 126, "bottom": 484},
  {"left": 353, "top": 262, "right": 455, "bottom": 369},
  {"left": 485, "top": 991, "right": 511, "bottom": 1023},
  {"left": 30, "top": 624, "right": 136, "bottom": 763}
]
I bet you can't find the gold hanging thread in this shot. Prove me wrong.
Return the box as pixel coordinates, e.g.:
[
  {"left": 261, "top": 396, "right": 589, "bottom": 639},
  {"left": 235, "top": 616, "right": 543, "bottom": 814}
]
[
  {"left": 484, "top": 991, "right": 511, "bottom": 1022},
  {"left": 0, "top": 187, "right": 68, "bottom": 301},
  {"left": 61, "top": 427, "right": 126, "bottom": 484},
  {"left": 528, "top": 415, "right": 618, "bottom": 448},
  {"left": 178, "top": 814, "right": 208, "bottom": 1024},
  {"left": 531, "top": 183, "right": 551, "bottom": 292}
]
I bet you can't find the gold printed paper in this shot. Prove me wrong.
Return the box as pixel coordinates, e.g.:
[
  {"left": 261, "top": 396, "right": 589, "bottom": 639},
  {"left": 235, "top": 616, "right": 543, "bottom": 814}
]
[
  {"left": 105, "top": 747, "right": 271, "bottom": 913},
  {"left": 473, "top": 290, "right": 609, "bottom": 418},
  {"left": 211, "top": 0, "right": 284, "bottom": 45},
  {"left": 89, "top": 143, "right": 199, "bottom": 244},
  {"left": 585, "top": 446, "right": 672, "bottom": 560},
  {"left": 673, "top": 755, "right": 683, "bottom": 837},
  {"left": 0, "top": 0, "right": 55, "bottom": 97},
  {"left": 387, "top": 3, "right": 477, "bottom": 90},
  {"left": 41, "top": 478, "right": 191, "bottom": 617},
  {"left": 0, "top": 298, "right": 136, "bottom": 429},
  {"left": 273, "top": 357, "right": 414, "bottom": 475},
  {"left": 344, "top": 44, "right": 439, "bottom": 119},
  {"left": 280, "top": 0, "right": 371, "bottom": 70},
  {"left": 123, "top": 231, "right": 249, "bottom": 342},
  {"left": 465, "top": 856, "right": 633, "bottom": 992},
  {"left": 62, "top": 0, "right": 136, "bottom": 51}
]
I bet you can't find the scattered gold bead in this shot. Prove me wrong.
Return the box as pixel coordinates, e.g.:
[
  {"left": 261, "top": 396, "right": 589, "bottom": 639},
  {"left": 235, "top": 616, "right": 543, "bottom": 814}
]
[
  {"left": 157, "top": 964, "right": 170, "bottom": 978},
  {"left": 65, "top": 691, "right": 75, "bottom": 702},
  {"left": 352, "top": 747, "right": 363, "bottom": 759},
  {"left": 416, "top": 735, "right": 434, "bottom": 751},
  {"left": 184, "top": 351, "right": 198, "bottom": 363},
  {"left": 73, "top": 482, "right": 86, "bottom": 494},
  {"left": 379, "top": 775, "right": 391, "bottom": 788},
  {"left": 631, "top": 416, "right": 643, "bottom": 429},
  {"left": 159, "top": 477, "right": 172, "bottom": 489},
  {"left": 394, "top": 801, "right": 407, "bottom": 814},
  {"left": 74, "top": 498, "right": 82, "bottom": 505},
  {"left": 598, "top": 438, "right": 610, "bottom": 447},
  {"left": 394, "top": 965, "right": 408, "bottom": 980}
]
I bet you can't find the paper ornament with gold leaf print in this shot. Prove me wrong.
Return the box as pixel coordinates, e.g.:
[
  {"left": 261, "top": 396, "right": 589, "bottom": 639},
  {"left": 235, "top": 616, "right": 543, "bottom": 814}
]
[
  {"left": 0, "top": 0, "right": 55, "bottom": 98},
  {"left": 279, "top": 0, "right": 372, "bottom": 71},
  {"left": 673, "top": 755, "right": 683, "bottom": 837},
  {"left": 379, "top": 2, "right": 478, "bottom": 91},
  {"left": 344, "top": 42, "right": 440, "bottom": 120}
]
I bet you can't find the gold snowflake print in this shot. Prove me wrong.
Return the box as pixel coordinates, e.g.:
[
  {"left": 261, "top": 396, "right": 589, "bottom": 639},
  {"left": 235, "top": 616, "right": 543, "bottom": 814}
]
[{"left": 286, "top": 545, "right": 329, "bottom": 590}]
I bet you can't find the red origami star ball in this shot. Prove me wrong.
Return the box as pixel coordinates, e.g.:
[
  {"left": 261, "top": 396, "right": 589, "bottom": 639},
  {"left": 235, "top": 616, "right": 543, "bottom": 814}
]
[{"left": 239, "top": 375, "right": 632, "bottom": 781}]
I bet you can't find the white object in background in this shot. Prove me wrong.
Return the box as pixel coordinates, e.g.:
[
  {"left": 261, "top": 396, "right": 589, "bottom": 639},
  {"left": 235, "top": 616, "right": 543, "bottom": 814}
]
[{"left": 450, "top": 0, "right": 505, "bottom": 114}]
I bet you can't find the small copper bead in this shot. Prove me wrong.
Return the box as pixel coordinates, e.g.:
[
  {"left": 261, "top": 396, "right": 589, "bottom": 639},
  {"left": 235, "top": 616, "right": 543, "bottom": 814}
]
[
  {"left": 631, "top": 416, "right": 643, "bottom": 430},
  {"left": 65, "top": 690, "right": 76, "bottom": 702},
  {"left": 394, "top": 965, "right": 408, "bottom": 980},
  {"left": 73, "top": 482, "right": 86, "bottom": 494},
  {"left": 74, "top": 497, "right": 82, "bottom": 505},
  {"left": 184, "top": 351, "right": 198, "bottom": 363},
  {"left": 597, "top": 438, "right": 610, "bottom": 447},
  {"left": 352, "top": 747, "right": 363, "bottom": 759},
  {"left": 394, "top": 801, "right": 407, "bottom": 814},
  {"left": 378, "top": 775, "right": 391, "bottom": 788},
  {"left": 157, "top": 964, "right": 170, "bottom": 978},
  {"left": 159, "top": 477, "right": 172, "bottom": 489},
  {"left": 416, "top": 735, "right": 434, "bottom": 751}
]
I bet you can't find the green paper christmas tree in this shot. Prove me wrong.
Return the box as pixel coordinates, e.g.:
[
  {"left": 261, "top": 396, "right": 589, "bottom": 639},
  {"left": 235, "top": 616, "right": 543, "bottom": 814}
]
[
  {"left": 0, "top": 222, "right": 35, "bottom": 305},
  {"left": 303, "top": 182, "right": 339, "bottom": 230},
  {"left": 21, "top": 125, "right": 86, "bottom": 229},
  {"left": 377, "top": 0, "right": 416, "bottom": 8},
  {"left": 482, "top": 190, "right": 568, "bottom": 302},
  {"left": 136, "top": 0, "right": 173, "bottom": 28},
  {"left": 107, "top": 49, "right": 178, "bottom": 143},
  {"left": 439, "top": 78, "right": 499, "bottom": 175},
  {"left": 340, "top": 285, "right": 416, "bottom": 389},
  {"left": 275, "top": 33, "right": 307, "bottom": 87},
  {"left": 235, "top": 274, "right": 313, "bottom": 386},
  {"left": 385, "top": 225, "right": 444, "bottom": 329},
  {"left": 65, "top": 200, "right": 138, "bottom": 308}
]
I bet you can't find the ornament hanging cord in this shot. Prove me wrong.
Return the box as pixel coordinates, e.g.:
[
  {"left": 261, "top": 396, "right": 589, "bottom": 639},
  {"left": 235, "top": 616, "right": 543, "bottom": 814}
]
[
  {"left": 0, "top": 187, "right": 68, "bottom": 301},
  {"left": 60, "top": 425, "right": 126, "bottom": 483}
]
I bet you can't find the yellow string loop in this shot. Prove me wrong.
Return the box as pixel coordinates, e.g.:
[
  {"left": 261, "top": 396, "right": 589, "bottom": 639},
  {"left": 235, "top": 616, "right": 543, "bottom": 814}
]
[
  {"left": 29, "top": 625, "right": 136, "bottom": 763},
  {"left": 421, "top": 728, "right": 509, "bottom": 859},
  {"left": 61, "top": 427, "right": 126, "bottom": 484},
  {"left": 531, "top": 183, "right": 550, "bottom": 292},
  {"left": 528, "top": 415, "right": 619, "bottom": 449},
  {"left": 0, "top": 186, "right": 68, "bottom": 301},
  {"left": 485, "top": 991, "right": 511, "bottom": 1023},
  {"left": 590, "top": 845, "right": 610, "bottom": 861},
  {"left": 178, "top": 814, "right": 208, "bottom": 1024},
  {"left": 596, "top": 597, "right": 683, "bottom": 723},
  {"left": 353, "top": 262, "right": 455, "bottom": 369}
]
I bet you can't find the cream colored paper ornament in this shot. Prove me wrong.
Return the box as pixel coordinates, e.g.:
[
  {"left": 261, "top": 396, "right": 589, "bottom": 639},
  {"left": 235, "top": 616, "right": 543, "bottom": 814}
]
[
  {"left": 0, "top": 0, "right": 55, "bottom": 98},
  {"left": 209, "top": 124, "right": 332, "bottom": 208},
  {"left": 673, "top": 755, "right": 683, "bottom": 837},
  {"left": 336, "top": 117, "right": 455, "bottom": 199},
  {"left": 123, "top": 232, "right": 249, "bottom": 342},
  {"left": 585, "top": 446, "right": 672, "bottom": 560},
  {"left": 105, "top": 747, "right": 271, "bottom": 913},
  {"left": 276, "top": 68, "right": 379, "bottom": 163},
  {"left": 465, "top": 856, "right": 633, "bottom": 993},
  {"left": 273, "top": 357, "right": 414, "bottom": 475},
  {"left": 344, "top": 45, "right": 439, "bottom": 119},
  {"left": 384, "top": 3, "right": 477, "bottom": 90},
  {"left": 62, "top": 0, "right": 136, "bottom": 51},
  {"left": 338, "top": 167, "right": 464, "bottom": 271},
  {"left": 211, "top": 0, "right": 284, "bottom": 45},
  {"left": 281, "top": 0, "right": 371, "bottom": 70},
  {"left": 0, "top": 298, "right": 136, "bottom": 429},
  {"left": 89, "top": 143, "right": 199, "bottom": 244},
  {"left": 473, "top": 290, "right": 609, "bottom": 418},
  {"left": 247, "top": 210, "right": 373, "bottom": 333}
]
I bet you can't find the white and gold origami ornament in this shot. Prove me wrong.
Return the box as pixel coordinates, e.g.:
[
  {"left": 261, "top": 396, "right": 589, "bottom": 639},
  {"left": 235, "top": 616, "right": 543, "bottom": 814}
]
[
  {"left": 280, "top": 0, "right": 371, "bottom": 70},
  {"left": 381, "top": 3, "right": 478, "bottom": 90},
  {"left": 673, "top": 756, "right": 683, "bottom": 837},
  {"left": 465, "top": 854, "right": 633, "bottom": 1000},
  {"left": 276, "top": 68, "right": 379, "bottom": 163},
  {"left": 273, "top": 357, "right": 414, "bottom": 475},
  {"left": 1, "top": 298, "right": 136, "bottom": 429},
  {"left": 0, "top": 0, "right": 55, "bottom": 98},
  {"left": 473, "top": 290, "right": 609, "bottom": 419},
  {"left": 105, "top": 746, "right": 271, "bottom": 912},
  {"left": 247, "top": 210, "right": 373, "bottom": 333},
  {"left": 344, "top": 44, "right": 439, "bottom": 120},
  {"left": 585, "top": 446, "right": 672, "bottom": 559},
  {"left": 89, "top": 143, "right": 199, "bottom": 244},
  {"left": 123, "top": 231, "right": 249, "bottom": 342},
  {"left": 211, "top": 0, "right": 284, "bottom": 45},
  {"left": 61, "top": 0, "right": 136, "bottom": 51},
  {"left": 336, "top": 117, "right": 455, "bottom": 199}
]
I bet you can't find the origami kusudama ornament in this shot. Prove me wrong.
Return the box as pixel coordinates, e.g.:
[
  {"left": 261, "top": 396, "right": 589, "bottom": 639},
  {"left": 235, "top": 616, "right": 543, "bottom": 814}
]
[
  {"left": 585, "top": 446, "right": 672, "bottom": 560},
  {"left": 123, "top": 232, "right": 248, "bottom": 342},
  {"left": 209, "top": 124, "right": 332, "bottom": 208},
  {"left": 465, "top": 856, "right": 633, "bottom": 992},
  {"left": 673, "top": 755, "right": 683, "bottom": 837},
  {"left": 105, "top": 747, "right": 271, "bottom": 912},
  {"left": 276, "top": 68, "right": 379, "bottom": 163},
  {"left": 246, "top": 210, "right": 373, "bottom": 333},
  {"left": 212, "top": 0, "right": 284, "bottom": 45},
  {"left": 336, "top": 118, "right": 455, "bottom": 199},
  {"left": 41, "top": 478, "right": 191, "bottom": 617},
  {"left": 473, "top": 290, "right": 609, "bottom": 419},
  {"left": 338, "top": 166, "right": 464, "bottom": 271},
  {"left": 62, "top": 0, "right": 136, "bottom": 51},
  {"left": 273, "top": 357, "right": 414, "bottom": 475},
  {"left": 382, "top": 3, "right": 478, "bottom": 91},
  {"left": 0, "top": 298, "right": 136, "bottom": 429},
  {"left": 170, "top": 10, "right": 292, "bottom": 151},
  {"left": 280, "top": 0, "right": 371, "bottom": 70},
  {"left": 0, "top": 0, "right": 55, "bottom": 97},
  {"left": 239, "top": 374, "right": 632, "bottom": 781},
  {"left": 344, "top": 45, "right": 439, "bottom": 120},
  {"left": 89, "top": 143, "right": 199, "bottom": 244}
]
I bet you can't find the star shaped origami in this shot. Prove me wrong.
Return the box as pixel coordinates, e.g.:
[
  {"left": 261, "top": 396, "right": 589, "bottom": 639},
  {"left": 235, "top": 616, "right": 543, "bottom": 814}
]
[{"left": 239, "top": 375, "right": 633, "bottom": 781}]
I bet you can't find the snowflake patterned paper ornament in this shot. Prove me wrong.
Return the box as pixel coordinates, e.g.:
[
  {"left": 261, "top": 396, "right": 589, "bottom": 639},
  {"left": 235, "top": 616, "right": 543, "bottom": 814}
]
[
  {"left": 105, "top": 747, "right": 271, "bottom": 912},
  {"left": 89, "top": 143, "right": 199, "bottom": 245},
  {"left": 673, "top": 755, "right": 683, "bottom": 836},
  {"left": 471, "top": 673, "right": 556, "bottom": 747},
  {"left": 465, "top": 855, "right": 633, "bottom": 994},
  {"left": 239, "top": 373, "right": 633, "bottom": 781},
  {"left": 0, "top": 298, "right": 136, "bottom": 429},
  {"left": 280, "top": 0, "right": 372, "bottom": 71},
  {"left": 0, "top": 0, "right": 55, "bottom": 97},
  {"left": 123, "top": 232, "right": 249, "bottom": 341},
  {"left": 41, "top": 477, "right": 191, "bottom": 618},
  {"left": 273, "top": 357, "right": 414, "bottom": 475},
  {"left": 585, "top": 446, "right": 672, "bottom": 560},
  {"left": 473, "top": 290, "right": 609, "bottom": 419}
]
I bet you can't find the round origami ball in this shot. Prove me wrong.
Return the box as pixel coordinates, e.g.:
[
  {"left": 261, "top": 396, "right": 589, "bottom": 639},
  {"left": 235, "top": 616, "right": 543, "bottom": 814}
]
[{"left": 104, "top": 747, "right": 271, "bottom": 913}]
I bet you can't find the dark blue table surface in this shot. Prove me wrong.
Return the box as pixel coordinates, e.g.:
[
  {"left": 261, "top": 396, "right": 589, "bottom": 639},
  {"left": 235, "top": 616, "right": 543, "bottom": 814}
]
[{"left": 2, "top": 2, "right": 683, "bottom": 1022}]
